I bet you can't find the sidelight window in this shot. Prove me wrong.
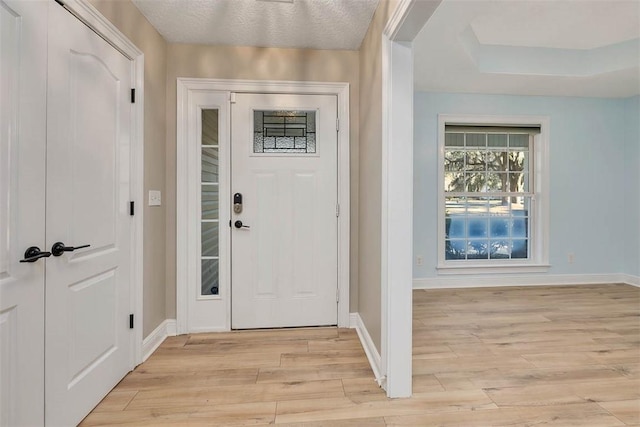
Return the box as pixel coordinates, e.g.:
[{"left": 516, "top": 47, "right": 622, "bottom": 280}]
[{"left": 201, "top": 109, "right": 219, "bottom": 295}]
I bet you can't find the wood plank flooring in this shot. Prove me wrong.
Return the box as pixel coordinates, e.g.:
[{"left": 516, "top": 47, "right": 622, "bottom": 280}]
[{"left": 81, "top": 283, "right": 639, "bottom": 426}]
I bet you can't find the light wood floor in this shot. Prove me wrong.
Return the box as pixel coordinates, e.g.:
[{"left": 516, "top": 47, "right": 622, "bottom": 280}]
[{"left": 81, "top": 284, "right": 639, "bottom": 426}]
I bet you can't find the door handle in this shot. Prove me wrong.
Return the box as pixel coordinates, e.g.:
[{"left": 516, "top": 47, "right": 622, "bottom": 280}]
[
  {"left": 234, "top": 220, "right": 250, "bottom": 229},
  {"left": 20, "top": 246, "right": 52, "bottom": 263},
  {"left": 51, "top": 242, "right": 91, "bottom": 257}
]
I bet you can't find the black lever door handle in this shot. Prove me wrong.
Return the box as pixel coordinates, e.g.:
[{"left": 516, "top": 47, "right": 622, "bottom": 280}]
[
  {"left": 20, "top": 246, "right": 52, "bottom": 263},
  {"left": 234, "top": 220, "right": 250, "bottom": 229},
  {"left": 51, "top": 242, "right": 91, "bottom": 257}
]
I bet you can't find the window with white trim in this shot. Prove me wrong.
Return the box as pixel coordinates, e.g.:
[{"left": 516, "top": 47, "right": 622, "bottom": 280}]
[{"left": 438, "top": 117, "right": 549, "bottom": 272}]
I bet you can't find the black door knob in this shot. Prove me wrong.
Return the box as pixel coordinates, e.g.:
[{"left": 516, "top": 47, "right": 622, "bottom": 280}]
[
  {"left": 51, "top": 242, "right": 91, "bottom": 257},
  {"left": 20, "top": 246, "right": 52, "bottom": 263},
  {"left": 234, "top": 220, "right": 250, "bottom": 229}
]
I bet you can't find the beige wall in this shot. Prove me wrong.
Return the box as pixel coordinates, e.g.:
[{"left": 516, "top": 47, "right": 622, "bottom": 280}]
[
  {"left": 88, "top": 0, "right": 168, "bottom": 337},
  {"left": 358, "top": 0, "right": 399, "bottom": 352},
  {"left": 164, "top": 44, "right": 361, "bottom": 318},
  {"left": 89, "top": 0, "right": 393, "bottom": 342}
]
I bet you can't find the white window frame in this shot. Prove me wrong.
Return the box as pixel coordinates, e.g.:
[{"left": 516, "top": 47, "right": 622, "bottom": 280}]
[{"left": 437, "top": 114, "right": 550, "bottom": 274}]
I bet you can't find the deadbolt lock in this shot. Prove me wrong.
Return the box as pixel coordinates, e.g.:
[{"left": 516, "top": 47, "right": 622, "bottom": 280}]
[{"left": 233, "top": 192, "right": 243, "bottom": 214}]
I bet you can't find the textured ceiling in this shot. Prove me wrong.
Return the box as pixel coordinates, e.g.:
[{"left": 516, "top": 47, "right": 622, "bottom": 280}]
[
  {"left": 131, "top": 0, "right": 379, "bottom": 50},
  {"left": 414, "top": 0, "right": 640, "bottom": 97}
]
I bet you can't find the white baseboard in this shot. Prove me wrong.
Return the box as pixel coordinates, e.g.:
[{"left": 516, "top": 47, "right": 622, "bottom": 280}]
[
  {"left": 621, "top": 274, "right": 640, "bottom": 287},
  {"left": 142, "top": 319, "right": 177, "bottom": 362},
  {"left": 350, "top": 313, "right": 384, "bottom": 386},
  {"left": 413, "top": 273, "right": 634, "bottom": 289}
]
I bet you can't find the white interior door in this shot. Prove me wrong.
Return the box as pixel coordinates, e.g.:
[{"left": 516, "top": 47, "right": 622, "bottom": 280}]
[
  {"left": 45, "top": 3, "right": 133, "bottom": 425},
  {"left": 231, "top": 93, "right": 338, "bottom": 329},
  {"left": 0, "top": 1, "right": 47, "bottom": 425}
]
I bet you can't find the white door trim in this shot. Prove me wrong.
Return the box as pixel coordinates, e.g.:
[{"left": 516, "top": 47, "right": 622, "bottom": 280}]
[
  {"left": 177, "top": 78, "right": 350, "bottom": 334},
  {"left": 381, "top": 0, "right": 441, "bottom": 398},
  {"left": 60, "top": 0, "right": 145, "bottom": 366}
]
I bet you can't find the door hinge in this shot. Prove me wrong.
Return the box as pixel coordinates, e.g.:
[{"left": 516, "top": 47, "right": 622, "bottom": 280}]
[
  {"left": 336, "top": 288, "right": 340, "bottom": 303},
  {"left": 336, "top": 117, "right": 339, "bottom": 132},
  {"left": 230, "top": 92, "right": 236, "bottom": 104},
  {"left": 129, "top": 201, "right": 135, "bottom": 216},
  {"left": 336, "top": 203, "right": 340, "bottom": 217},
  {"left": 129, "top": 314, "right": 134, "bottom": 329},
  {"left": 130, "top": 88, "right": 136, "bottom": 104}
]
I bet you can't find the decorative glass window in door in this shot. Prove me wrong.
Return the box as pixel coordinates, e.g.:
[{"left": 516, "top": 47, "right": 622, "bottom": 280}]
[
  {"left": 253, "top": 110, "right": 316, "bottom": 153},
  {"left": 201, "top": 109, "right": 219, "bottom": 295}
]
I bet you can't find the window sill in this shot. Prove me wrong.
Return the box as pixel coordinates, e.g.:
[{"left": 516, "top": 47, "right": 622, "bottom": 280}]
[{"left": 436, "top": 263, "right": 551, "bottom": 275}]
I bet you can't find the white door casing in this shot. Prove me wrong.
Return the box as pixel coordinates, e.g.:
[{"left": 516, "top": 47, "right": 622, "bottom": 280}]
[
  {"left": 45, "top": 3, "right": 133, "bottom": 425},
  {"left": 0, "top": 1, "right": 47, "bottom": 425},
  {"left": 176, "top": 79, "right": 350, "bottom": 333},
  {"left": 231, "top": 93, "right": 338, "bottom": 329}
]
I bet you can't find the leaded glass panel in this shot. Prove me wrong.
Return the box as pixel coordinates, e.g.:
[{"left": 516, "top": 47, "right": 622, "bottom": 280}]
[{"left": 253, "top": 110, "right": 317, "bottom": 153}]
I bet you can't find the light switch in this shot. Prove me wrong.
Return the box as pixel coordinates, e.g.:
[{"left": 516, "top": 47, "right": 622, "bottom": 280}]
[{"left": 148, "top": 190, "right": 161, "bottom": 206}]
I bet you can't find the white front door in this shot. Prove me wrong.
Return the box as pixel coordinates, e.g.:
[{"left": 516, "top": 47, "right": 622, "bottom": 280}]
[
  {"left": 0, "top": 1, "right": 47, "bottom": 425},
  {"left": 44, "top": 3, "right": 133, "bottom": 425},
  {"left": 231, "top": 93, "right": 338, "bottom": 329}
]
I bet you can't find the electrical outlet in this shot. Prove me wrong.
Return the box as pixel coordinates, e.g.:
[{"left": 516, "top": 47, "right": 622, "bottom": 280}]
[
  {"left": 568, "top": 252, "right": 575, "bottom": 264},
  {"left": 416, "top": 255, "right": 424, "bottom": 266}
]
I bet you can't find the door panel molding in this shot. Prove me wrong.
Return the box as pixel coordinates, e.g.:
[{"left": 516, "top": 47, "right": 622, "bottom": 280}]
[{"left": 177, "top": 79, "right": 350, "bottom": 333}]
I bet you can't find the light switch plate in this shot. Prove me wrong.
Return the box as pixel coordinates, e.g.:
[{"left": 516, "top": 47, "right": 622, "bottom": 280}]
[{"left": 148, "top": 190, "right": 161, "bottom": 206}]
